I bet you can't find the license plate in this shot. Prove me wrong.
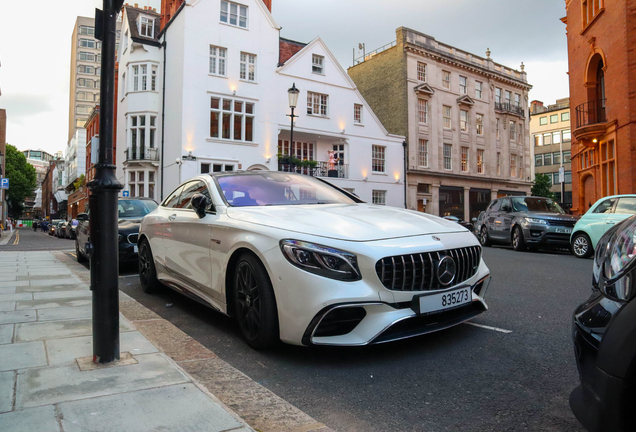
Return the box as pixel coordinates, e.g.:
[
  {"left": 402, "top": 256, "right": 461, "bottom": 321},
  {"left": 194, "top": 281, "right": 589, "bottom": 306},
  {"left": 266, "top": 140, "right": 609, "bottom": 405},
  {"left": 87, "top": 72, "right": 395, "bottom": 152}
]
[
  {"left": 555, "top": 227, "right": 572, "bottom": 234},
  {"left": 133, "top": 245, "right": 138, "bottom": 253},
  {"left": 416, "top": 287, "right": 472, "bottom": 315}
]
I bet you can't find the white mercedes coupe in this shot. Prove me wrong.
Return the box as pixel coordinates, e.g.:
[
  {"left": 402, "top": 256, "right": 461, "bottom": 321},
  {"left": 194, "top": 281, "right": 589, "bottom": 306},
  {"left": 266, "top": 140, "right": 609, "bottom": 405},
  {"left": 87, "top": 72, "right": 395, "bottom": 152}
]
[{"left": 138, "top": 172, "right": 491, "bottom": 349}]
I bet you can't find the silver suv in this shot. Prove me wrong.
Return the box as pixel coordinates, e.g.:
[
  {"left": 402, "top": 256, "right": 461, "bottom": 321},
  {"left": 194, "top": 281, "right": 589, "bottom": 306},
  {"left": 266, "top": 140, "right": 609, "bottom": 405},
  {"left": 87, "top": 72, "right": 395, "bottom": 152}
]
[{"left": 475, "top": 196, "right": 579, "bottom": 251}]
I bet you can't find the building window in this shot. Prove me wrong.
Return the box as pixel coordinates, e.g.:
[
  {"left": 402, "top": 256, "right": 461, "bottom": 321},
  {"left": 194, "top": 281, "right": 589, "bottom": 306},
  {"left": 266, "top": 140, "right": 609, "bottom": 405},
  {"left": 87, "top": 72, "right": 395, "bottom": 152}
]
[
  {"left": 312, "top": 54, "right": 324, "bottom": 74},
  {"left": 418, "top": 139, "right": 428, "bottom": 168},
  {"left": 417, "top": 99, "right": 428, "bottom": 124},
  {"left": 79, "top": 39, "right": 96, "bottom": 48},
  {"left": 535, "top": 154, "right": 543, "bottom": 167},
  {"left": 600, "top": 140, "right": 616, "bottom": 195},
  {"left": 76, "top": 105, "right": 92, "bottom": 114},
  {"left": 495, "top": 88, "right": 502, "bottom": 103},
  {"left": 78, "top": 65, "right": 95, "bottom": 75},
  {"left": 151, "top": 66, "right": 157, "bottom": 91},
  {"left": 514, "top": 93, "right": 521, "bottom": 107},
  {"left": 561, "top": 112, "right": 570, "bottom": 122},
  {"left": 78, "top": 52, "right": 97, "bottom": 62},
  {"left": 497, "top": 152, "right": 501, "bottom": 175},
  {"left": 534, "top": 135, "right": 541, "bottom": 146},
  {"left": 141, "top": 65, "right": 148, "bottom": 90},
  {"left": 475, "top": 81, "right": 482, "bottom": 99},
  {"left": 477, "top": 149, "right": 484, "bottom": 174},
  {"left": 461, "top": 147, "right": 469, "bottom": 172},
  {"left": 211, "top": 163, "right": 235, "bottom": 172},
  {"left": 552, "top": 131, "right": 561, "bottom": 144},
  {"left": 201, "top": 163, "right": 211, "bottom": 174},
  {"left": 509, "top": 121, "right": 516, "bottom": 141},
  {"left": 443, "top": 144, "right": 452, "bottom": 170},
  {"left": 460, "top": 110, "right": 468, "bottom": 132},
  {"left": 77, "top": 78, "right": 95, "bottom": 88},
  {"left": 77, "top": 91, "right": 97, "bottom": 101},
  {"left": 139, "top": 16, "right": 154, "bottom": 38},
  {"left": 582, "top": 0, "right": 603, "bottom": 28},
  {"left": 510, "top": 155, "right": 517, "bottom": 177},
  {"left": 307, "top": 92, "right": 328, "bottom": 116},
  {"left": 130, "top": 63, "right": 157, "bottom": 91},
  {"left": 496, "top": 118, "right": 500, "bottom": 139},
  {"left": 209, "top": 46, "right": 227, "bottom": 76},
  {"left": 519, "top": 156, "right": 523, "bottom": 178},
  {"left": 459, "top": 76, "right": 467, "bottom": 94},
  {"left": 545, "top": 153, "right": 553, "bottom": 165},
  {"left": 563, "top": 130, "right": 571, "bottom": 142},
  {"left": 220, "top": 0, "right": 248, "bottom": 28},
  {"left": 553, "top": 151, "right": 561, "bottom": 165},
  {"left": 210, "top": 96, "right": 254, "bottom": 142},
  {"left": 128, "top": 115, "right": 155, "bottom": 159},
  {"left": 372, "top": 145, "right": 385, "bottom": 173},
  {"left": 539, "top": 116, "right": 547, "bottom": 125},
  {"left": 354, "top": 104, "right": 362, "bottom": 124},
  {"left": 476, "top": 114, "right": 484, "bottom": 135},
  {"left": 550, "top": 114, "right": 558, "bottom": 123},
  {"left": 565, "top": 170, "right": 572, "bottom": 184},
  {"left": 240, "top": 52, "right": 256, "bottom": 81},
  {"left": 417, "top": 62, "right": 427, "bottom": 82},
  {"left": 543, "top": 132, "right": 552, "bottom": 145},
  {"left": 442, "top": 71, "right": 451, "bottom": 89},
  {"left": 505, "top": 90, "right": 512, "bottom": 105},
  {"left": 132, "top": 65, "right": 139, "bottom": 91},
  {"left": 372, "top": 190, "right": 387, "bottom": 206},
  {"left": 443, "top": 105, "right": 452, "bottom": 129},
  {"left": 563, "top": 150, "right": 571, "bottom": 163},
  {"left": 79, "top": 25, "right": 95, "bottom": 35}
]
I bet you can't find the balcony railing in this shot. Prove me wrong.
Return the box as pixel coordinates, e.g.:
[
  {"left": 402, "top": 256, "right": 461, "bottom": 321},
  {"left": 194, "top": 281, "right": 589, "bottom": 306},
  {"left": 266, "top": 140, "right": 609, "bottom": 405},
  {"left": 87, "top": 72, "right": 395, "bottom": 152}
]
[
  {"left": 495, "top": 102, "right": 525, "bottom": 117},
  {"left": 575, "top": 99, "right": 606, "bottom": 129},
  {"left": 125, "top": 147, "right": 159, "bottom": 162},
  {"left": 278, "top": 161, "right": 349, "bottom": 179}
]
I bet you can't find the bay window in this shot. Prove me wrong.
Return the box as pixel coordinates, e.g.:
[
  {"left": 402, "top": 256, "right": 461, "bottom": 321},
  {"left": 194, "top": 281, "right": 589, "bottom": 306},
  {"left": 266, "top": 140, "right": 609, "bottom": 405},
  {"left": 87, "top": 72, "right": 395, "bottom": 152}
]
[{"left": 210, "top": 96, "right": 254, "bottom": 142}]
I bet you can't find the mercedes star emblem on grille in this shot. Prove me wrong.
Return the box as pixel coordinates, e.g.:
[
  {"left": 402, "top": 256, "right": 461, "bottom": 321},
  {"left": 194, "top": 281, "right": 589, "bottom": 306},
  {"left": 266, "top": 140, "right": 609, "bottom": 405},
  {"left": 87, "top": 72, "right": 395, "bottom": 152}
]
[{"left": 437, "top": 255, "right": 457, "bottom": 286}]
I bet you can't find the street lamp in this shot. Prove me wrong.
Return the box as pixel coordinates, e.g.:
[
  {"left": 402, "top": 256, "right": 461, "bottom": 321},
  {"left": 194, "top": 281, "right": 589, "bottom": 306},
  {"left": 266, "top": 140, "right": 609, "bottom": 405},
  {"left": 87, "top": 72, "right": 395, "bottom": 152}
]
[
  {"left": 175, "top": 157, "right": 182, "bottom": 182},
  {"left": 287, "top": 83, "right": 300, "bottom": 170}
]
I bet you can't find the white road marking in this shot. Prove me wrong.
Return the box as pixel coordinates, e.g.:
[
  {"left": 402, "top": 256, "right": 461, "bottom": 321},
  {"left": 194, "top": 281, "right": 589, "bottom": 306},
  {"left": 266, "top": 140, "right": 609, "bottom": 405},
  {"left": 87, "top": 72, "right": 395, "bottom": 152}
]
[{"left": 464, "top": 322, "right": 513, "bottom": 333}]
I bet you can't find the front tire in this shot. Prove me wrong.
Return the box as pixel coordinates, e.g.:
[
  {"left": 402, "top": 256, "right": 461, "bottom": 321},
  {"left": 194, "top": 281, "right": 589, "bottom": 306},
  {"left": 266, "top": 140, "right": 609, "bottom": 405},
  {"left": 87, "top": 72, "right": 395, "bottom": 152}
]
[
  {"left": 479, "top": 226, "right": 492, "bottom": 247},
  {"left": 76, "top": 240, "right": 88, "bottom": 264},
  {"left": 512, "top": 226, "right": 527, "bottom": 251},
  {"left": 138, "top": 239, "right": 159, "bottom": 293},
  {"left": 571, "top": 233, "right": 593, "bottom": 258},
  {"left": 233, "top": 253, "right": 279, "bottom": 350}
]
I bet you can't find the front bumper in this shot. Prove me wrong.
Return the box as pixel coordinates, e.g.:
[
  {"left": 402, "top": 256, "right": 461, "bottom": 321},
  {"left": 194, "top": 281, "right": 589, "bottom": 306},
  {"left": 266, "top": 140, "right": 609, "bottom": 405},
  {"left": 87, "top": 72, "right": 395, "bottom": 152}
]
[
  {"left": 521, "top": 223, "right": 572, "bottom": 247},
  {"left": 119, "top": 242, "right": 138, "bottom": 263}
]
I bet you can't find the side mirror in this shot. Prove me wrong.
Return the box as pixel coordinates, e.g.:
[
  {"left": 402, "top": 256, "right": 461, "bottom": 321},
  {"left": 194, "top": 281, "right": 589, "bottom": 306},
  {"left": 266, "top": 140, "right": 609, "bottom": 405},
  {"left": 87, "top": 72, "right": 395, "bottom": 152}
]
[
  {"left": 77, "top": 213, "right": 89, "bottom": 221},
  {"left": 191, "top": 193, "right": 213, "bottom": 219},
  {"left": 471, "top": 217, "right": 477, "bottom": 223}
]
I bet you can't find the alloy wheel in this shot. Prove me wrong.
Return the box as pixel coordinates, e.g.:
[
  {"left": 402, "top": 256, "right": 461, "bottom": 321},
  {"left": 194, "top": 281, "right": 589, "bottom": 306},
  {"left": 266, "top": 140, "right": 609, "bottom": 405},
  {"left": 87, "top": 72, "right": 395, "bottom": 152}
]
[
  {"left": 480, "top": 227, "right": 488, "bottom": 245},
  {"left": 236, "top": 261, "right": 262, "bottom": 341},
  {"left": 512, "top": 230, "right": 519, "bottom": 249},
  {"left": 139, "top": 243, "right": 151, "bottom": 285},
  {"left": 573, "top": 236, "right": 589, "bottom": 257}
]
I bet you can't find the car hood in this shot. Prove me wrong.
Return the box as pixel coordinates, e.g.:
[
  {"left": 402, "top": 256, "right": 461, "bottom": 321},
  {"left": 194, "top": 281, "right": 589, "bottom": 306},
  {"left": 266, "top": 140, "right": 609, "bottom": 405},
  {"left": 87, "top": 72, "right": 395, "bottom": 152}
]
[
  {"left": 118, "top": 218, "right": 142, "bottom": 234},
  {"left": 513, "top": 212, "right": 579, "bottom": 221},
  {"left": 226, "top": 203, "right": 466, "bottom": 241}
]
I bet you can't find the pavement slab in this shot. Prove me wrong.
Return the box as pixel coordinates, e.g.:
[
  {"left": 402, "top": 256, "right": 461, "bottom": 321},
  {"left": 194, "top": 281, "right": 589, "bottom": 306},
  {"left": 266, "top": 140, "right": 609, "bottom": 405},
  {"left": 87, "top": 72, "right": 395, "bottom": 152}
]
[
  {"left": 17, "top": 284, "right": 88, "bottom": 293},
  {"left": 29, "top": 278, "right": 82, "bottom": 287},
  {"left": 0, "top": 370, "right": 15, "bottom": 413},
  {"left": 16, "top": 297, "right": 92, "bottom": 310},
  {"left": 0, "top": 341, "right": 47, "bottom": 371},
  {"left": 46, "top": 331, "right": 158, "bottom": 366},
  {"left": 15, "top": 318, "right": 134, "bottom": 343},
  {"left": 0, "top": 276, "right": 17, "bottom": 282},
  {"left": 59, "top": 383, "right": 244, "bottom": 432},
  {"left": 0, "top": 310, "right": 37, "bottom": 325},
  {"left": 0, "top": 324, "right": 13, "bottom": 344},
  {"left": 0, "top": 293, "right": 33, "bottom": 302},
  {"left": 0, "top": 404, "right": 60, "bottom": 432},
  {"left": 0, "top": 287, "right": 16, "bottom": 294},
  {"left": 16, "top": 353, "right": 189, "bottom": 408},
  {"left": 32, "top": 290, "right": 91, "bottom": 300},
  {"left": 0, "top": 280, "right": 30, "bottom": 288},
  {"left": 16, "top": 273, "right": 74, "bottom": 281},
  {"left": 36, "top": 306, "right": 92, "bottom": 322},
  {"left": 0, "top": 301, "right": 16, "bottom": 312}
]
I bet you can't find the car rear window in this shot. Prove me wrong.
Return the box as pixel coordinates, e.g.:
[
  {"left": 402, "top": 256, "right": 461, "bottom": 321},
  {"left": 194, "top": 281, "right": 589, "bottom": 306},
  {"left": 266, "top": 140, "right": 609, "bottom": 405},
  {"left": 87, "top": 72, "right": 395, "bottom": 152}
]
[{"left": 615, "top": 197, "right": 636, "bottom": 215}]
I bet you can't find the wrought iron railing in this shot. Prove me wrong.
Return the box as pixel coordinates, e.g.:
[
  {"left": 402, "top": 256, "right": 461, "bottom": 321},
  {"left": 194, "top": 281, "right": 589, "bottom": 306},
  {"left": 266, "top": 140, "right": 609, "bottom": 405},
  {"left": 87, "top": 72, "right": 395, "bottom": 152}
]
[
  {"left": 575, "top": 99, "right": 606, "bottom": 129},
  {"left": 278, "top": 162, "right": 349, "bottom": 179},
  {"left": 125, "top": 147, "right": 159, "bottom": 162},
  {"left": 494, "top": 102, "right": 525, "bottom": 117}
]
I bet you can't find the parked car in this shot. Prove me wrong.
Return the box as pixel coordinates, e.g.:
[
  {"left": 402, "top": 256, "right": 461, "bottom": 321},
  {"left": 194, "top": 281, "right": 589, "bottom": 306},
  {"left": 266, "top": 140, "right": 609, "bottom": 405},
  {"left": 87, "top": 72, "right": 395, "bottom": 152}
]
[
  {"left": 475, "top": 196, "right": 579, "bottom": 251},
  {"left": 138, "top": 172, "right": 491, "bottom": 349},
  {"left": 49, "top": 219, "right": 62, "bottom": 236},
  {"left": 56, "top": 221, "right": 69, "bottom": 238},
  {"left": 65, "top": 219, "right": 79, "bottom": 239},
  {"left": 570, "top": 194, "right": 636, "bottom": 258},
  {"left": 569, "top": 215, "right": 636, "bottom": 432},
  {"left": 442, "top": 215, "right": 475, "bottom": 233},
  {"left": 75, "top": 198, "right": 158, "bottom": 265}
]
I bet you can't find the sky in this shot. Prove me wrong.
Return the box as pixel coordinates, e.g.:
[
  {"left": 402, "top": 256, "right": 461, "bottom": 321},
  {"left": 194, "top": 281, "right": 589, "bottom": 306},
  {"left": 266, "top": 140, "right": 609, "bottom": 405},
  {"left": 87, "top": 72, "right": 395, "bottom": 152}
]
[{"left": 0, "top": 0, "right": 569, "bottom": 157}]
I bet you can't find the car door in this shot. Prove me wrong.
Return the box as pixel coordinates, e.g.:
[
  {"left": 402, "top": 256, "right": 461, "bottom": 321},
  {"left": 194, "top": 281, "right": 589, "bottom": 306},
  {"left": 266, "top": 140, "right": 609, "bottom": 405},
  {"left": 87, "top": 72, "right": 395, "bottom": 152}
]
[
  {"left": 584, "top": 197, "right": 617, "bottom": 247},
  {"left": 76, "top": 214, "right": 90, "bottom": 255},
  {"left": 163, "top": 180, "right": 216, "bottom": 297},
  {"left": 604, "top": 196, "right": 636, "bottom": 232},
  {"left": 485, "top": 199, "right": 502, "bottom": 239},
  {"left": 499, "top": 198, "right": 515, "bottom": 241}
]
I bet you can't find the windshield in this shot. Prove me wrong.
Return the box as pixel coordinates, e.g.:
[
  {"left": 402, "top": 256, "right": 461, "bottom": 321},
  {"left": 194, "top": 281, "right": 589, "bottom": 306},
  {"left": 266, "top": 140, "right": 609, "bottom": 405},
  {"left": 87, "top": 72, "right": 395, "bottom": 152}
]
[
  {"left": 217, "top": 173, "right": 357, "bottom": 207},
  {"left": 118, "top": 200, "right": 158, "bottom": 218},
  {"left": 511, "top": 197, "right": 565, "bottom": 214}
]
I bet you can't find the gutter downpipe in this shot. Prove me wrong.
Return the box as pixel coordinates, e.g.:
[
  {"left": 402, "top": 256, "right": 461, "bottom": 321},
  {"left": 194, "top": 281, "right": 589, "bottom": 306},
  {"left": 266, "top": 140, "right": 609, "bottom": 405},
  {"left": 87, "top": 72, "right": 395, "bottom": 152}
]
[
  {"left": 160, "top": 37, "right": 167, "bottom": 201},
  {"left": 403, "top": 140, "right": 408, "bottom": 209}
]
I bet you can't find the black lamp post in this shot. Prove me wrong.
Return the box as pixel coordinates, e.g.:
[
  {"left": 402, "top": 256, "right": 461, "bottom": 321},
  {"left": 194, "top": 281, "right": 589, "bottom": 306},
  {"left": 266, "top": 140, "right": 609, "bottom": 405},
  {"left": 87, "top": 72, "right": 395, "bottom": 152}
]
[{"left": 287, "top": 83, "right": 299, "bottom": 171}]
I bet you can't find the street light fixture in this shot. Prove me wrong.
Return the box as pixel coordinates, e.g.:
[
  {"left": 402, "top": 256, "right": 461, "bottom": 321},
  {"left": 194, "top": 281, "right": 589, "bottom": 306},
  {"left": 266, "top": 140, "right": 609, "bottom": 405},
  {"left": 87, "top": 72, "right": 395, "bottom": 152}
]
[
  {"left": 287, "top": 83, "right": 300, "bottom": 172},
  {"left": 175, "top": 157, "right": 183, "bottom": 182}
]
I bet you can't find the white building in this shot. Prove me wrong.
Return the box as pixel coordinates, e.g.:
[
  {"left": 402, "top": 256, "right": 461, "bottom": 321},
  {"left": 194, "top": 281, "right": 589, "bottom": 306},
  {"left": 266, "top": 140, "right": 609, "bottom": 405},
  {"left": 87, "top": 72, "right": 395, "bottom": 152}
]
[
  {"left": 65, "top": 129, "right": 86, "bottom": 190},
  {"left": 116, "top": 1, "right": 405, "bottom": 206}
]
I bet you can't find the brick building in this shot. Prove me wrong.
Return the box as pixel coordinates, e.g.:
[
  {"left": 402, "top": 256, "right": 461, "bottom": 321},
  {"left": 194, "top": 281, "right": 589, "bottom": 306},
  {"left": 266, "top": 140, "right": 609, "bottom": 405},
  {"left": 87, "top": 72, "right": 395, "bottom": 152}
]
[{"left": 564, "top": 0, "right": 636, "bottom": 214}]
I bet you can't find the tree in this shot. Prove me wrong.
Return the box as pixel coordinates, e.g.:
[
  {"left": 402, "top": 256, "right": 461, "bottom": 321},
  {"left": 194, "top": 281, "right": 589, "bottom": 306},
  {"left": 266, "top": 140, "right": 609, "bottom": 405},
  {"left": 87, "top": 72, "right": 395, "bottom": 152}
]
[
  {"left": 4, "top": 144, "right": 37, "bottom": 219},
  {"left": 531, "top": 173, "right": 556, "bottom": 200}
]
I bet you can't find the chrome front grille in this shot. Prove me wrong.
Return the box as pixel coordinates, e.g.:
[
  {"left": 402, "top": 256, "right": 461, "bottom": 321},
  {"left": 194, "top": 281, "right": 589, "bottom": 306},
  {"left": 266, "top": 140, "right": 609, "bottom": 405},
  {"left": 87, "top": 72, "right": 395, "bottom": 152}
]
[
  {"left": 547, "top": 219, "right": 576, "bottom": 227},
  {"left": 375, "top": 246, "right": 481, "bottom": 291}
]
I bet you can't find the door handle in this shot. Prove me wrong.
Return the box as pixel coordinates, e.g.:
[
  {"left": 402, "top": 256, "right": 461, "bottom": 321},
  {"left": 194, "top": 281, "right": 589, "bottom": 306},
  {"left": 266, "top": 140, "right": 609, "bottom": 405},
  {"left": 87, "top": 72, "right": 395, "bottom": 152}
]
[
  {"left": 168, "top": 214, "right": 177, "bottom": 222},
  {"left": 606, "top": 221, "right": 615, "bottom": 224}
]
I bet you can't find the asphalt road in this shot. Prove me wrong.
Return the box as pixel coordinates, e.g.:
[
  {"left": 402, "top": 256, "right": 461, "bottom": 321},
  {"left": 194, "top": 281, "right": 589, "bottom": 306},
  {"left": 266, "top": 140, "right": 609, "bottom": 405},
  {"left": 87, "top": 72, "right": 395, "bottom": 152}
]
[
  {"left": 0, "top": 227, "right": 76, "bottom": 251},
  {"left": 117, "top": 245, "right": 592, "bottom": 432}
]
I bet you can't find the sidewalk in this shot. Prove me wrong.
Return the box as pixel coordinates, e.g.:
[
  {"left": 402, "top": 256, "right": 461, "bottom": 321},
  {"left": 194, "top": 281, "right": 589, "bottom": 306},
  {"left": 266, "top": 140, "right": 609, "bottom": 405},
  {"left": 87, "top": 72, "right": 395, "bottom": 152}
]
[{"left": 0, "top": 250, "right": 253, "bottom": 432}]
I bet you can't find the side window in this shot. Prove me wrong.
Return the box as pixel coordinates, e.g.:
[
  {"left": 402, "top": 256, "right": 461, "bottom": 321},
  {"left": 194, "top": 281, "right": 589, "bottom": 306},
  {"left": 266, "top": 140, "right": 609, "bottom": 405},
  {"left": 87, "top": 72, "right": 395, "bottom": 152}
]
[
  {"left": 175, "top": 182, "right": 202, "bottom": 209},
  {"left": 184, "top": 181, "right": 211, "bottom": 209},
  {"left": 500, "top": 198, "right": 511, "bottom": 211},
  {"left": 614, "top": 197, "right": 636, "bottom": 215},
  {"left": 593, "top": 198, "right": 616, "bottom": 214},
  {"left": 163, "top": 185, "right": 185, "bottom": 208},
  {"left": 490, "top": 200, "right": 501, "bottom": 212}
]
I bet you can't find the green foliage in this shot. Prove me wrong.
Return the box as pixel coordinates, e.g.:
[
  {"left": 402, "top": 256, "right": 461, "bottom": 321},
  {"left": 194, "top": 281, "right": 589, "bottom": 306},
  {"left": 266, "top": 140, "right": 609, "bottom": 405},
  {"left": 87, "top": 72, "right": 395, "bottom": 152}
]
[
  {"left": 73, "top": 174, "right": 86, "bottom": 191},
  {"left": 4, "top": 144, "right": 37, "bottom": 219},
  {"left": 531, "top": 173, "right": 556, "bottom": 200}
]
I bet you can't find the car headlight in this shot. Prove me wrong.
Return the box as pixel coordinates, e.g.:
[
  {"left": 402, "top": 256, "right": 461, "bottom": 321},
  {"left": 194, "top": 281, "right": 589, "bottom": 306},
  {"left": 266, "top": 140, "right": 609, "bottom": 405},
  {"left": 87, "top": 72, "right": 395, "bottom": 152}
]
[
  {"left": 280, "top": 239, "right": 361, "bottom": 281},
  {"left": 524, "top": 217, "right": 547, "bottom": 225},
  {"left": 596, "top": 217, "right": 636, "bottom": 301}
]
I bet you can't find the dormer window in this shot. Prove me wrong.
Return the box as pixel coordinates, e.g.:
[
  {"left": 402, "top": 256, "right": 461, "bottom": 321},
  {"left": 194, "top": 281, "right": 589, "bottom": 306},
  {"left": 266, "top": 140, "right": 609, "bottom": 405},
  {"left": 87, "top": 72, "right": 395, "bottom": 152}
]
[
  {"left": 312, "top": 55, "right": 324, "bottom": 74},
  {"left": 220, "top": 1, "right": 248, "bottom": 29},
  {"left": 138, "top": 16, "right": 154, "bottom": 38}
]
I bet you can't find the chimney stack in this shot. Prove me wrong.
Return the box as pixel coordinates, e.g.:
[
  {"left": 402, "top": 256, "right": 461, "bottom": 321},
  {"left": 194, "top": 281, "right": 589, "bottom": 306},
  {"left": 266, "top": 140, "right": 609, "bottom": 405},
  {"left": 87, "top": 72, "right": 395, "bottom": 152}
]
[{"left": 134, "top": 3, "right": 138, "bottom": 8}]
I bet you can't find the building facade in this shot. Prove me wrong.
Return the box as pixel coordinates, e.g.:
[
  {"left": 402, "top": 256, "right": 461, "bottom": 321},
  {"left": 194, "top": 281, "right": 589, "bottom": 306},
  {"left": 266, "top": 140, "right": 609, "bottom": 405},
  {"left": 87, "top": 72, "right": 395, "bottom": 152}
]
[
  {"left": 22, "top": 149, "right": 55, "bottom": 219},
  {"left": 564, "top": 0, "right": 636, "bottom": 214},
  {"left": 0, "top": 109, "right": 6, "bottom": 226},
  {"left": 530, "top": 98, "right": 573, "bottom": 208},
  {"left": 349, "top": 27, "right": 533, "bottom": 221}
]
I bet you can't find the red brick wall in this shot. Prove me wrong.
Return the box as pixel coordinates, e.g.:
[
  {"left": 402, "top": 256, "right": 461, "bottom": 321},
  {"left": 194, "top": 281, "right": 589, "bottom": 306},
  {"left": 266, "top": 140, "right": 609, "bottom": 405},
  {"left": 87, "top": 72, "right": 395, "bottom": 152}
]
[
  {"left": 160, "top": 0, "right": 185, "bottom": 30},
  {"left": 565, "top": 0, "right": 636, "bottom": 213},
  {"left": 279, "top": 40, "right": 305, "bottom": 65}
]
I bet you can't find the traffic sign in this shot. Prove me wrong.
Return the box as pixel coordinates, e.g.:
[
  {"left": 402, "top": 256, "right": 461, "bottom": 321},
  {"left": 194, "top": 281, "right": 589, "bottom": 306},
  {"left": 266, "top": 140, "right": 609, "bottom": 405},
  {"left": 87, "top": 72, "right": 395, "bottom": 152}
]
[
  {"left": 0, "top": 178, "right": 9, "bottom": 189},
  {"left": 122, "top": 190, "right": 130, "bottom": 197}
]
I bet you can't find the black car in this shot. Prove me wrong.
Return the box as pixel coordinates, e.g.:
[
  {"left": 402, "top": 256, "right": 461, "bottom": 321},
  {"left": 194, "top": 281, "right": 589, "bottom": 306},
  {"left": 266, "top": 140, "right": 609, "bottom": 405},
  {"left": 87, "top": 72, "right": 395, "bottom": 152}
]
[
  {"left": 75, "top": 198, "right": 158, "bottom": 265},
  {"left": 442, "top": 215, "right": 475, "bottom": 233},
  {"left": 570, "top": 215, "right": 636, "bottom": 432}
]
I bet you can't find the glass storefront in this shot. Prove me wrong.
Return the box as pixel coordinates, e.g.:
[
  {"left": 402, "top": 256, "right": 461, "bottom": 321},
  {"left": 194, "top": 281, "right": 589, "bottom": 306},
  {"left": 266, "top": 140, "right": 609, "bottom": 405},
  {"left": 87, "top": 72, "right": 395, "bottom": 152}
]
[
  {"left": 439, "top": 186, "right": 464, "bottom": 219},
  {"left": 469, "top": 188, "right": 491, "bottom": 221}
]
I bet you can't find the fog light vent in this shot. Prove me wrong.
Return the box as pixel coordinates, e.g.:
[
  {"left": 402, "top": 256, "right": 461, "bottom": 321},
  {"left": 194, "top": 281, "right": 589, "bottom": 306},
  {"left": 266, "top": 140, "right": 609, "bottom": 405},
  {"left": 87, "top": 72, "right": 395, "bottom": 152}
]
[{"left": 313, "top": 307, "right": 366, "bottom": 337}]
